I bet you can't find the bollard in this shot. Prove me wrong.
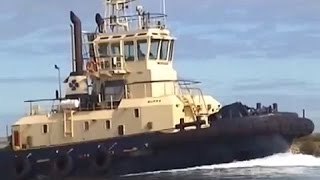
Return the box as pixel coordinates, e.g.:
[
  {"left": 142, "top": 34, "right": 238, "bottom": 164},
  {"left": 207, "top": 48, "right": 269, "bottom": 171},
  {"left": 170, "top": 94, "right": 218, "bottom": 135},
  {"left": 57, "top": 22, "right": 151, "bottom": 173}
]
[
  {"left": 256, "top": 102, "right": 261, "bottom": 110},
  {"left": 272, "top": 103, "right": 278, "bottom": 112},
  {"left": 6, "top": 125, "right": 9, "bottom": 139}
]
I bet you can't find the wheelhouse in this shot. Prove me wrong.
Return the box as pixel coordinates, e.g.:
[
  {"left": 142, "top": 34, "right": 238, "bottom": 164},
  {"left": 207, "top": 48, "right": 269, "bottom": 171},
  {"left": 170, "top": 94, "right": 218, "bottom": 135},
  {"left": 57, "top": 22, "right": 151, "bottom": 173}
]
[{"left": 92, "top": 31, "right": 175, "bottom": 66}]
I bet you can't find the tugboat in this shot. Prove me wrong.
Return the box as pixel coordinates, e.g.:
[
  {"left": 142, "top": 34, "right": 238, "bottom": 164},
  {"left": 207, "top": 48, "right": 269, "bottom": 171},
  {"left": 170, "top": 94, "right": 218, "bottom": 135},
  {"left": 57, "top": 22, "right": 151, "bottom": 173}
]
[{"left": 0, "top": 0, "right": 314, "bottom": 179}]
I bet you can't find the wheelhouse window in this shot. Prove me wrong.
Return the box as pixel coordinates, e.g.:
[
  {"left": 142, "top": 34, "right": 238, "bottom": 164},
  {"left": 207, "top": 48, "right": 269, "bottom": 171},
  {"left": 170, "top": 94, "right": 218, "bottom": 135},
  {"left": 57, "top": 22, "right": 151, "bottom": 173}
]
[
  {"left": 160, "top": 40, "right": 170, "bottom": 60},
  {"left": 111, "top": 42, "right": 121, "bottom": 56},
  {"left": 150, "top": 39, "right": 160, "bottom": 60},
  {"left": 98, "top": 43, "right": 110, "bottom": 57},
  {"left": 169, "top": 40, "right": 175, "bottom": 61},
  {"left": 87, "top": 33, "right": 96, "bottom": 57},
  {"left": 124, "top": 41, "right": 135, "bottom": 61},
  {"left": 137, "top": 39, "right": 148, "bottom": 61}
]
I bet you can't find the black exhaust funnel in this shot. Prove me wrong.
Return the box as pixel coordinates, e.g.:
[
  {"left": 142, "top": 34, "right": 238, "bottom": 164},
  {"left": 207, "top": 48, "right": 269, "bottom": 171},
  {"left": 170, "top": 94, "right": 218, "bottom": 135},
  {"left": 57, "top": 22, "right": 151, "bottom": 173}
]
[{"left": 70, "top": 11, "right": 83, "bottom": 73}]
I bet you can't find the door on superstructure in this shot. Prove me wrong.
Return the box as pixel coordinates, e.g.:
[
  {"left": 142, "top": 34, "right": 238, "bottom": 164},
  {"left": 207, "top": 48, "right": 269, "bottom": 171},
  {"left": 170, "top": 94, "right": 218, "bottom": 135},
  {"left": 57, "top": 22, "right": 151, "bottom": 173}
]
[{"left": 101, "top": 80, "right": 126, "bottom": 108}]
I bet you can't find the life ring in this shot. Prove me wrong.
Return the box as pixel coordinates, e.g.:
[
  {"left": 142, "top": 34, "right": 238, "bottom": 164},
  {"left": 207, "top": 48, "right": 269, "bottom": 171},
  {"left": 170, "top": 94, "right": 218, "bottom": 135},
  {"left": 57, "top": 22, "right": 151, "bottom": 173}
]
[
  {"left": 92, "top": 60, "right": 100, "bottom": 71},
  {"left": 86, "top": 61, "right": 95, "bottom": 73},
  {"left": 12, "top": 156, "right": 33, "bottom": 180},
  {"left": 86, "top": 60, "right": 99, "bottom": 73},
  {"left": 50, "top": 153, "right": 74, "bottom": 178},
  {"left": 90, "top": 148, "right": 113, "bottom": 173}
]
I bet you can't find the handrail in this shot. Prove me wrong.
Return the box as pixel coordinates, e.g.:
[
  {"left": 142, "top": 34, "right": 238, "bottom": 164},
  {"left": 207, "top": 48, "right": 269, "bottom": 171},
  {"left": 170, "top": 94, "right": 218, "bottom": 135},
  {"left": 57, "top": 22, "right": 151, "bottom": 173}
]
[
  {"left": 186, "top": 87, "right": 209, "bottom": 115},
  {"left": 23, "top": 79, "right": 206, "bottom": 116},
  {"left": 100, "top": 13, "right": 168, "bottom": 32},
  {"left": 127, "top": 79, "right": 201, "bottom": 85},
  {"left": 104, "top": 13, "right": 167, "bottom": 22},
  {"left": 23, "top": 79, "right": 202, "bottom": 103},
  {"left": 24, "top": 98, "right": 65, "bottom": 103}
]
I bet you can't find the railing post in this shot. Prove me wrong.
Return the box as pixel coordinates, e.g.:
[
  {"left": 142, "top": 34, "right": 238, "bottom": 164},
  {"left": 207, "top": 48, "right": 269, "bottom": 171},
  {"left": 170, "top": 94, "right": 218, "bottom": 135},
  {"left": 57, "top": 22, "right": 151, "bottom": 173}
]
[
  {"left": 110, "top": 96, "right": 114, "bottom": 109},
  {"left": 125, "top": 85, "right": 128, "bottom": 99},
  {"left": 144, "top": 84, "right": 147, "bottom": 97},
  {"left": 29, "top": 102, "right": 32, "bottom": 116},
  {"left": 121, "top": 56, "right": 124, "bottom": 70}
]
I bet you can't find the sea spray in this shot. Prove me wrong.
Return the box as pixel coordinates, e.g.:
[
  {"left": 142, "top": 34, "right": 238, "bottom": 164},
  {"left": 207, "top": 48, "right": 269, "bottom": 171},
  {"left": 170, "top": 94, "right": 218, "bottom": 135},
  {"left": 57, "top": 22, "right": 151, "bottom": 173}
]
[{"left": 124, "top": 152, "right": 320, "bottom": 177}]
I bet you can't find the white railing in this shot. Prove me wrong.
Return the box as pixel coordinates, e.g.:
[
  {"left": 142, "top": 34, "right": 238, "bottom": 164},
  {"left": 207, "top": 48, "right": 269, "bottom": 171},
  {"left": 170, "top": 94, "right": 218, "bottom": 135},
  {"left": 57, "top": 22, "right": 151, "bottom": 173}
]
[
  {"left": 24, "top": 98, "right": 120, "bottom": 116},
  {"left": 23, "top": 80, "right": 206, "bottom": 116},
  {"left": 125, "top": 79, "right": 206, "bottom": 98}
]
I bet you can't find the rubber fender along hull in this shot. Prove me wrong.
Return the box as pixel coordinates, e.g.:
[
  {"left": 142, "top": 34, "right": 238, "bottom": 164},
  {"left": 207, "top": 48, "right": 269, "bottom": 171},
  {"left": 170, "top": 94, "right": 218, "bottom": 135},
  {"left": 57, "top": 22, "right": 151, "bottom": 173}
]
[
  {"left": 0, "top": 114, "right": 313, "bottom": 180},
  {"left": 208, "top": 112, "right": 314, "bottom": 137}
]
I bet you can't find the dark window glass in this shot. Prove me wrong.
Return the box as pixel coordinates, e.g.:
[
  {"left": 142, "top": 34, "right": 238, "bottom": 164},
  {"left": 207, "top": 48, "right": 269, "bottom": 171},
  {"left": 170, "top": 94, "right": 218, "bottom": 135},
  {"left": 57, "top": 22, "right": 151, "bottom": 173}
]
[
  {"left": 84, "top": 121, "right": 90, "bottom": 131},
  {"left": 137, "top": 40, "right": 148, "bottom": 60},
  {"left": 42, "top": 124, "right": 48, "bottom": 134},
  {"left": 124, "top": 41, "right": 135, "bottom": 61},
  {"left": 150, "top": 39, "right": 160, "bottom": 60},
  {"left": 118, "top": 125, "right": 124, "bottom": 135},
  {"left": 160, "top": 40, "right": 169, "bottom": 60},
  {"left": 134, "top": 108, "right": 140, "bottom": 118},
  {"left": 105, "top": 120, "right": 111, "bottom": 130},
  {"left": 98, "top": 43, "right": 109, "bottom": 57},
  {"left": 169, "top": 40, "right": 175, "bottom": 61}
]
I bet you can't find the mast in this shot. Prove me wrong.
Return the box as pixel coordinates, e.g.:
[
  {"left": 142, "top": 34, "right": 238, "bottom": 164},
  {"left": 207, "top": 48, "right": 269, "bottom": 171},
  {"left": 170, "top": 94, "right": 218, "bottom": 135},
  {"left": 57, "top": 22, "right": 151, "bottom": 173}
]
[
  {"left": 103, "top": 0, "right": 133, "bottom": 33},
  {"left": 98, "top": 0, "right": 168, "bottom": 33},
  {"left": 161, "top": 0, "right": 166, "bottom": 25}
]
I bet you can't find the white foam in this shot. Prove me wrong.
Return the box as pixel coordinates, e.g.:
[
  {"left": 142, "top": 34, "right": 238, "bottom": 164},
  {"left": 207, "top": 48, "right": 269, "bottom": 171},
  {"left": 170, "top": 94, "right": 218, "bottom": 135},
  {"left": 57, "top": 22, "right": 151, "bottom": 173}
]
[
  {"left": 124, "top": 153, "right": 320, "bottom": 177},
  {"left": 202, "top": 153, "right": 320, "bottom": 169}
]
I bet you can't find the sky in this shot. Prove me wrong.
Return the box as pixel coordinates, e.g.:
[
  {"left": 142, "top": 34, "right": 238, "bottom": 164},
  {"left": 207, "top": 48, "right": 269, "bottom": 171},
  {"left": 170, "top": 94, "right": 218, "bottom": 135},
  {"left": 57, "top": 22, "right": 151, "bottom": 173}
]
[{"left": 0, "top": 0, "right": 320, "bottom": 135}]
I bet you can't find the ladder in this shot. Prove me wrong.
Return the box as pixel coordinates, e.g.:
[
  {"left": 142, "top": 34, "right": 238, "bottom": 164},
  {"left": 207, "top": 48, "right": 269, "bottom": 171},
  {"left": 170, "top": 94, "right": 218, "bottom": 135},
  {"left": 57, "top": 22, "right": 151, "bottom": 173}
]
[
  {"left": 181, "top": 96, "right": 198, "bottom": 121},
  {"left": 63, "top": 111, "right": 75, "bottom": 137},
  {"left": 178, "top": 81, "right": 209, "bottom": 121}
]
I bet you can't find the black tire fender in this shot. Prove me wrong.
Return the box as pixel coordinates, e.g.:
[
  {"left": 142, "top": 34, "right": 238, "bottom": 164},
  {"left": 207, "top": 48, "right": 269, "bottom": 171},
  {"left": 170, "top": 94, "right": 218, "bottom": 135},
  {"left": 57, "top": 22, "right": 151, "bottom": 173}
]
[
  {"left": 90, "top": 148, "right": 113, "bottom": 173},
  {"left": 12, "top": 156, "right": 33, "bottom": 180},
  {"left": 50, "top": 153, "right": 74, "bottom": 178}
]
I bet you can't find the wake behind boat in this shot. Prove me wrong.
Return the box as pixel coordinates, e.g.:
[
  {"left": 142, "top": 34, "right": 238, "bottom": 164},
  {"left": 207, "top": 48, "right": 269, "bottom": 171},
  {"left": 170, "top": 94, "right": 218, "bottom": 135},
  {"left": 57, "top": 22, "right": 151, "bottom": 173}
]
[{"left": 0, "top": 0, "right": 314, "bottom": 179}]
